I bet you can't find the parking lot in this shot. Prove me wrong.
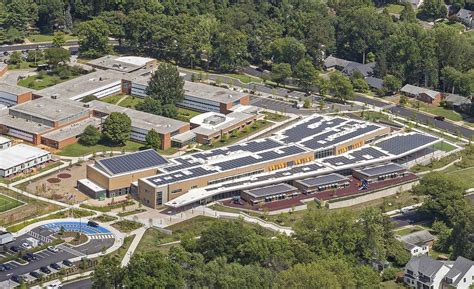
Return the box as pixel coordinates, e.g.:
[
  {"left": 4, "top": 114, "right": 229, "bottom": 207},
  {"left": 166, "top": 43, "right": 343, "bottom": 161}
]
[{"left": 0, "top": 221, "right": 115, "bottom": 287}]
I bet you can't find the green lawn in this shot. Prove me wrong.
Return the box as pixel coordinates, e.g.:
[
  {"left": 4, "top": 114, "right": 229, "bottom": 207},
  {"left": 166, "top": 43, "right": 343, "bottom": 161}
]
[
  {"left": 200, "top": 120, "right": 271, "bottom": 150},
  {"left": 176, "top": 107, "right": 201, "bottom": 122},
  {"left": 111, "top": 220, "right": 143, "bottom": 233},
  {"left": 27, "top": 34, "right": 77, "bottom": 43},
  {"left": 412, "top": 102, "right": 463, "bottom": 122},
  {"left": 58, "top": 140, "right": 145, "bottom": 157},
  {"left": 18, "top": 70, "right": 83, "bottom": 90},
  {"left": 0, "top": 194, "right": 24, "bottom": 213},
  {"left": 8, "top": 60, "right": 47, "bottom": 70},
  {"left": 383, "top": 4, "right": 405, "bottom": 14},
  {"left": 262, "top": 111, "right": 289, "bottom": 122},
  {"left": 393, "top": 225, "right": 424, "bottom": 236},
  {"left": 446, "top": 167, "right": 474, "bottom": 188},
  {"left": 92, "top": 214, "right": 118, "bottom": 223},
  {"left": 225, "top": 73, "right": 262, "bottom": 84},
  {"left": 100, "top": 94, "right": 126, "bottom": 105},
  {"left": 432, "top": 141, "right": 457, "bottom": 152},
  {"left": 118, "top": 95, "right": 143, "bottom": 109}
]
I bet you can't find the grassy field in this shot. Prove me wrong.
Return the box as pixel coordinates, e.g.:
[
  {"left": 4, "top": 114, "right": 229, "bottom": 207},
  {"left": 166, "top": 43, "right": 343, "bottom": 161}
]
[
  {"left": 393, "top": 225, "right": 424, "bottom": 236},
  {"left": 225, "top": 73, "right": 263, "bottom": 84},
  {"left": 176, "top": 107, "right": 201, "bottom": 122},
  {"left": 200, "top": 120, "right": 271, "bottom": 150},
  {"left": 58, "top": 140, "right": 145, "bottom": 157},
  {"left": 118, "top": 96, "right": 143, "bottom": 109},
  {"left": 7, "top": 209, "right": 93, "bottom": 232},
  {"left": 383, "top": 4, "right": 405, "bottom": 14},
  {"left": 446, "top": 167, "right": 474, "bottom": 188},
  {"left": 262, "top": 111, "right": 289, "bottom": 122},
  {"left": 27, "top": 34, "right": 77, "bottom": 43},
  {"left": 0, "top": 194, "right": 24, "bottom": 213},
  {"left": 111, "top": 220, "right": 143, "bottom": 233},
  {"left": 100, "top": 94, "right": 125, "bottom": 105},
  {"left": 411, "top": 101, "right": 463, "bottom": 122}
]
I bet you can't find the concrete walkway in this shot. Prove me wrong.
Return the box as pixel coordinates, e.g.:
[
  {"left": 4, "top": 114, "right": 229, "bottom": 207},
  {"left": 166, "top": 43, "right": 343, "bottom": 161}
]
[{"left": 121, "top": 226, "right": 146, "bottom": 267}]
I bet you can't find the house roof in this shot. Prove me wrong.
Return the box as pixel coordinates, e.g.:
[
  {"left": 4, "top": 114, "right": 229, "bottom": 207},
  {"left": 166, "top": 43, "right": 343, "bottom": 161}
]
[
  {"left": 456, "top": 8, "right": 473, "bottom": 20},
  {"left": 365, "top": 77, "right": 384, "bottom": 89},
  {"left": 399, "top": 230, "right": 435, "bottom": 246},
  {"left": 444, "top": 94, "right": 471, "bottom": 105},
  {"left": 343, "top": 62, "right": 375, "bottom": 77},
  {"left": 323, "top": 55, "right": 350, "bottom": 69},
  {"left": 401, "top": 84, "right": 440, "bottom": 99},
  {"left": 406, "top": 255, "right": 445, "bottom": 277},
  {"left": 444, "top": 256, "right": 474, "bottom": 286}
]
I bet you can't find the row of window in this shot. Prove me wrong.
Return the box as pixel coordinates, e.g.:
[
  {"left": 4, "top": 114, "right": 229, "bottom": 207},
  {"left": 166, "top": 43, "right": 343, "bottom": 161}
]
[{"left": 208, "top": 169, "right": 264, "bottom": 186}]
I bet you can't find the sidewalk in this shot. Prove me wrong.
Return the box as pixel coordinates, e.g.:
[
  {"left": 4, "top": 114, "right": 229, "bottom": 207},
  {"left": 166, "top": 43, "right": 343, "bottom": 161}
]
[{"left": 120, "top": 226, "right": 146, "bottom": 267}]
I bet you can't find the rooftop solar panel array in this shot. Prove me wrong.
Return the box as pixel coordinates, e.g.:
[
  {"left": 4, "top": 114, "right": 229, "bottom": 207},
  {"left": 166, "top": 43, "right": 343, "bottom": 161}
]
[
  {"left": 323, "top": 147, "right": 387, "bottom": 167},
  {"left": 355, "top": 163, "right": 406, "bottom": 177},
  {"left": 281, "top": 117, "right": 347, "bottom": 142},
  {"left": 296, "top": 173, "right": 348, "bottom": 188},
  {"left": 192, "top": 139, "right": 282, "bottom": 160},
  {"left": 375, "top": 134, "right": 438, "bottom": 155},
  {"left": 148, "top": 166, "right": 219, "bottom": 186},
  {"left": 96, "top": 149, "right": 168, "bottom": 175},
  {"left": 245, "top": 183, "right": 297, "bottom": 198},
  {"left": 301, "top": 125, "right": 381, "bottom": 150},
  {"left": 214, "top": 145, "right": 307, "bottom": 171},
  {"left": 164, "top": 157, "right": 201, "bottom": 172}
]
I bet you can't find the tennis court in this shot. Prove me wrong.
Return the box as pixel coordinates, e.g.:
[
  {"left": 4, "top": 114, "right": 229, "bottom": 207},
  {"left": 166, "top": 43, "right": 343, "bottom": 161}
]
[{"left": 0, "top": 193, "right": 24, "bottom": 213}]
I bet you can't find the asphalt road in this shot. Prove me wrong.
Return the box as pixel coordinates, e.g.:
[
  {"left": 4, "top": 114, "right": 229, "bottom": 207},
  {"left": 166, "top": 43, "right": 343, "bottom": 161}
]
[
  {"left": 390, "top": 211, "right": 428, "bottom": 228},
  {"left": 63, "top": 277, "right": 92, "bottom": 289},
  {"left": 354, "top": 95, "right": 474, "bottom": 138}
]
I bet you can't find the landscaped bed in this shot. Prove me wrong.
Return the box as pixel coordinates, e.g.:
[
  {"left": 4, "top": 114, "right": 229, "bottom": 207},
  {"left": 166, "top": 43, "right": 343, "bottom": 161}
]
[{"left": 111, "top": 220, "right": 143, "bottom": 233}]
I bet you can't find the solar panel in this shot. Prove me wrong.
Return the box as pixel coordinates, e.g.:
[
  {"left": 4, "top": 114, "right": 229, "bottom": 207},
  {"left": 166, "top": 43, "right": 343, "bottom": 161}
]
[
  {"left": 355, "top": 163, "right": 406, "bottom": 177},
  {"left": 296, "top": 173, "right": 348, "bottom": 188},
  {"left": 97, "top": 149, "right": 168, "bottom": 175},
  {"left": 375, "top": 133, "right": 438, "bottom": 155},
  {"left": 323, "top": 147, "right": 387, "bottom": 167}
]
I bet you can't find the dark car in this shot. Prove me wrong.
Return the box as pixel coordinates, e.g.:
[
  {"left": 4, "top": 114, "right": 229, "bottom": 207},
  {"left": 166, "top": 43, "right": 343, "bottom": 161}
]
[
  {"left": 10, "top": 245, "right": 21, "bottom": 252},
  {"left": 10, "top": 275, "right": 24, "bottom": 284},
  {"left": 87, "top": 220, "right": 99, "bottom": 227},
  {"left": 50, "top": 263, "right": 61, "bottom": 270},
  {"left": 434, "top": 115, "right": 445, "bottom": 121},
  {"left": 40, "top": 266, "right": 51, "bottom": 274},
  {"left": 0, "top": 264, "right": 5, "bottom": 271},
  {"left": 22, "top": 254, "right": 32, "bottom": 262},
  {"left": 25, "top": 253, "right": 37, "bottom": 260},
  {"left": 62, "top": 259, "right": 73, "bottom": 267},
  {"left": 30, "top": 271, "right": 42, "bottom": 279},
  {"left": 3, "top": 263, "right": 13, "bottom": 270}
]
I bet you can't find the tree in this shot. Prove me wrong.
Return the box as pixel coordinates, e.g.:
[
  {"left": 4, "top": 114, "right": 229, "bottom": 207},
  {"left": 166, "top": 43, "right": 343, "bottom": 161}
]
[
  {"left": 81, "top": 95, "right": 98, "bottom": 103},
  {"left": 92, "top": 256, "right": 123, "bottom": 289},
  {"left": 8, "top": 51, "right": 22, "bottom": 65},
  {"left": 432, "top": 220, "right": 452, "bottom": 253},
  {"left": 145, "top": 129, "right": 161, "bottom": 150},
  {"left": 77, "top": 19, "right": 111, "bottom": 58},
  {"left": 44, "top": 48, "right": 70, "bottom": 67},
  {"left": 271, "top": 63, "right": 292, "bottom": 87},
  {"left": 399, "top": 95, "right": 408, "bottom": 107},
  {"left": 52, "top": 31, "right": 66, "bottom": 47},
  {"left": 352, "top": 78, "right": 369, "bottom": 93},
  {"left": 211, "top": 28, "right": 248, "bottom": 72},
  {"left": 419, "top": 0, "right": 448, "bottom": 20},
  {"left": 26, "top": 49, "right": 43, "bottom": 64},
  {"left": 400, "top": 3, "right": 417, "bottom": 22},
  {"left": 294, "top": 59, "right": 318, "bottom": 92},
  {"left": 146, "top": 63, "right": 184, "bottom": 105},
  {"left": 303, "top": 98, "right": 311, "bottom": 108},
  {"left": 102, "top": 112, "right": 131, "bottom": 146},
  {"left": 383, "top": 75, "right": 402, "bottom": 95},
  {"left": 270, "top": 37, "right": 307, "bottom": 70},
  {"left": 450, "top": 206, "right": 474, "bottom": 260},
  {"left": 329, "top": 71, "right": 354, "bottom": 102},
  {"left": 80, "top": 125, "right": 101, "bottom": 146},
  {"left": 136, "top": 97, "right": 162, "bottom": 115}
]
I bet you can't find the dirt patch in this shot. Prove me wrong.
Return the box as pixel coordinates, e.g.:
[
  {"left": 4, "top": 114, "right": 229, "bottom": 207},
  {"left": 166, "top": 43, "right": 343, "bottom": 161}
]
[
  {"left": 47, "top": 178, "right": 61, "bottom": 184},
  {"left": 57, "top": 173, "right": 71, "bottom": 179}
]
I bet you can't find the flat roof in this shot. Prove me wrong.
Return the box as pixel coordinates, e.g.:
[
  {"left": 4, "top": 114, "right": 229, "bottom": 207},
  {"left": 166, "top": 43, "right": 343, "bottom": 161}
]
[
  {"left": 35, "top": 70, "right": 125, "bottom": 101},
  {"left": 295, "top": 173, "right": 348, "bottom": 188},
  {"left": 191, "top": 111, "right": 255, "bottom": 136},
  {"left": 171, "top": 130, "right": 196, "bottom": 143},
  {"left": 0, "top": 111, "right": 53, "bottom": 133},
  {"left": 88, "top": 55, "right": 154, "bottom": 72},
  {"left": 0, "top": 136, "right": 10, "bottom": 145},
  {"left": 0, "top": 144, "right": 50, "bottom": 170},
  {"left": 354, "top": 163, "right": 406, "bottom": 177},
  {"left": 42, "top": 117, "right": 101, "bottom": 142},
  {"left": 374, "top": 133, "right": 440, "bottom": 156},
  {"left": 10, "top": 98, "right": 89, "bottom": 122},
  {"left": 77, "top": 179, "right": 105, "bottom": 193},
  {"left": 243, "top": 183, "right": 297, "bottom": 198},
  {"left": 89, "top": 100, "right": 188, "bottom": 134},
  {"left": 95, "top": 149, "right": 168, "bottom": 176},
  {"left": 184, "top": 81, "right": 248, "bottom": 104},
  {"left": 0, "top": 83, "right": 32, "bottom": 95}
]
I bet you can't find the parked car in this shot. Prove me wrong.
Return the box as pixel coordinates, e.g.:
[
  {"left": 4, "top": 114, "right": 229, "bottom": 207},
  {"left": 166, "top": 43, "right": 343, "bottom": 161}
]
[
  {"left": 87, "top": 220, "right": 99, "bottom": 227},
  {"left": 434, "top": 115, "right": 445, "bottom": 121},
  {"left": 30, "top": 271, "right": 42, "bottom": 278},
  {"left": 40, "top": 266, "right": 51, "bottom": 274},
  {"left": 26, "top": 253, "right": 37, "bottom": 260},
  {"left": 21, "top": 242, "right": 32, "bottom": 249},
  {"left": 0, "top": 264, "right": 5, "bottom": 271},
  {"left": 10, "top": 275, "right": 24, "bottom": 284},
  {"left": 10, "top": 245, "right": 22, "bottom": 252},
  {"left": 22, "top": 254, "right": 32, "bottom": 262},
  {"left": 47, "top": 246, "right": 59, "bottom": 253},
  {"left": 50, "top": 263, "right": 61, "bottom": 270},
  {"left": 3, "top": 263, "right": 13, "bottom": 270},
  {"left": 62, "top": 259, "right": 73, "bottom": 267}
]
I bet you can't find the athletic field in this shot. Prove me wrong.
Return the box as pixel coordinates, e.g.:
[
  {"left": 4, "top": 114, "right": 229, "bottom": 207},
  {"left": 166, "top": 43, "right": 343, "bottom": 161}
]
[{"left": 0, "top": 194, "right": 24, "bottom": 213}]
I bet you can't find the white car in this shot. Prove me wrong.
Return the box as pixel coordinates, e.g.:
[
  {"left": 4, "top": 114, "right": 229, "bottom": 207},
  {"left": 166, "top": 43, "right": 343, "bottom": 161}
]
[
  {"left": 47, "top": 246, "right": 59, "bottom": 253},
  {"left": 21, "top": 242, "right": 32, "bottom": 249}
]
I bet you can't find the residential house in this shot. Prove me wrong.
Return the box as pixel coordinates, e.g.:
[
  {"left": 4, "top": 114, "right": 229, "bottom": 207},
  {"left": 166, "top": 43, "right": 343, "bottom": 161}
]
[
  {"left": 398, "top": 230, "right": 435, "bottom": 256},
  {"left": 404, "top": 255, "right": 451, "bottom": 289},
  {"left": 404, "top": 255, "right": 474, "bottom": 289},
  {"left": 400, "top": 84, "right": 443, "bottom": 105},
  {"left": 443, "top": 94, "right": 472, "bottom": 114},
  {"left": 441, "top": 256, "right": 474, "bottom": 289},
  {"left": 455, "top": 8, "right": 473, "bottom": 28}
]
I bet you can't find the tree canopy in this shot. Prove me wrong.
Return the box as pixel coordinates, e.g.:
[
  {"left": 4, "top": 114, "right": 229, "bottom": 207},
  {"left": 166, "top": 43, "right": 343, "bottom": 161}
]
[{"left": 102, "top": 112, "right": 131, "bottom": 146}]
